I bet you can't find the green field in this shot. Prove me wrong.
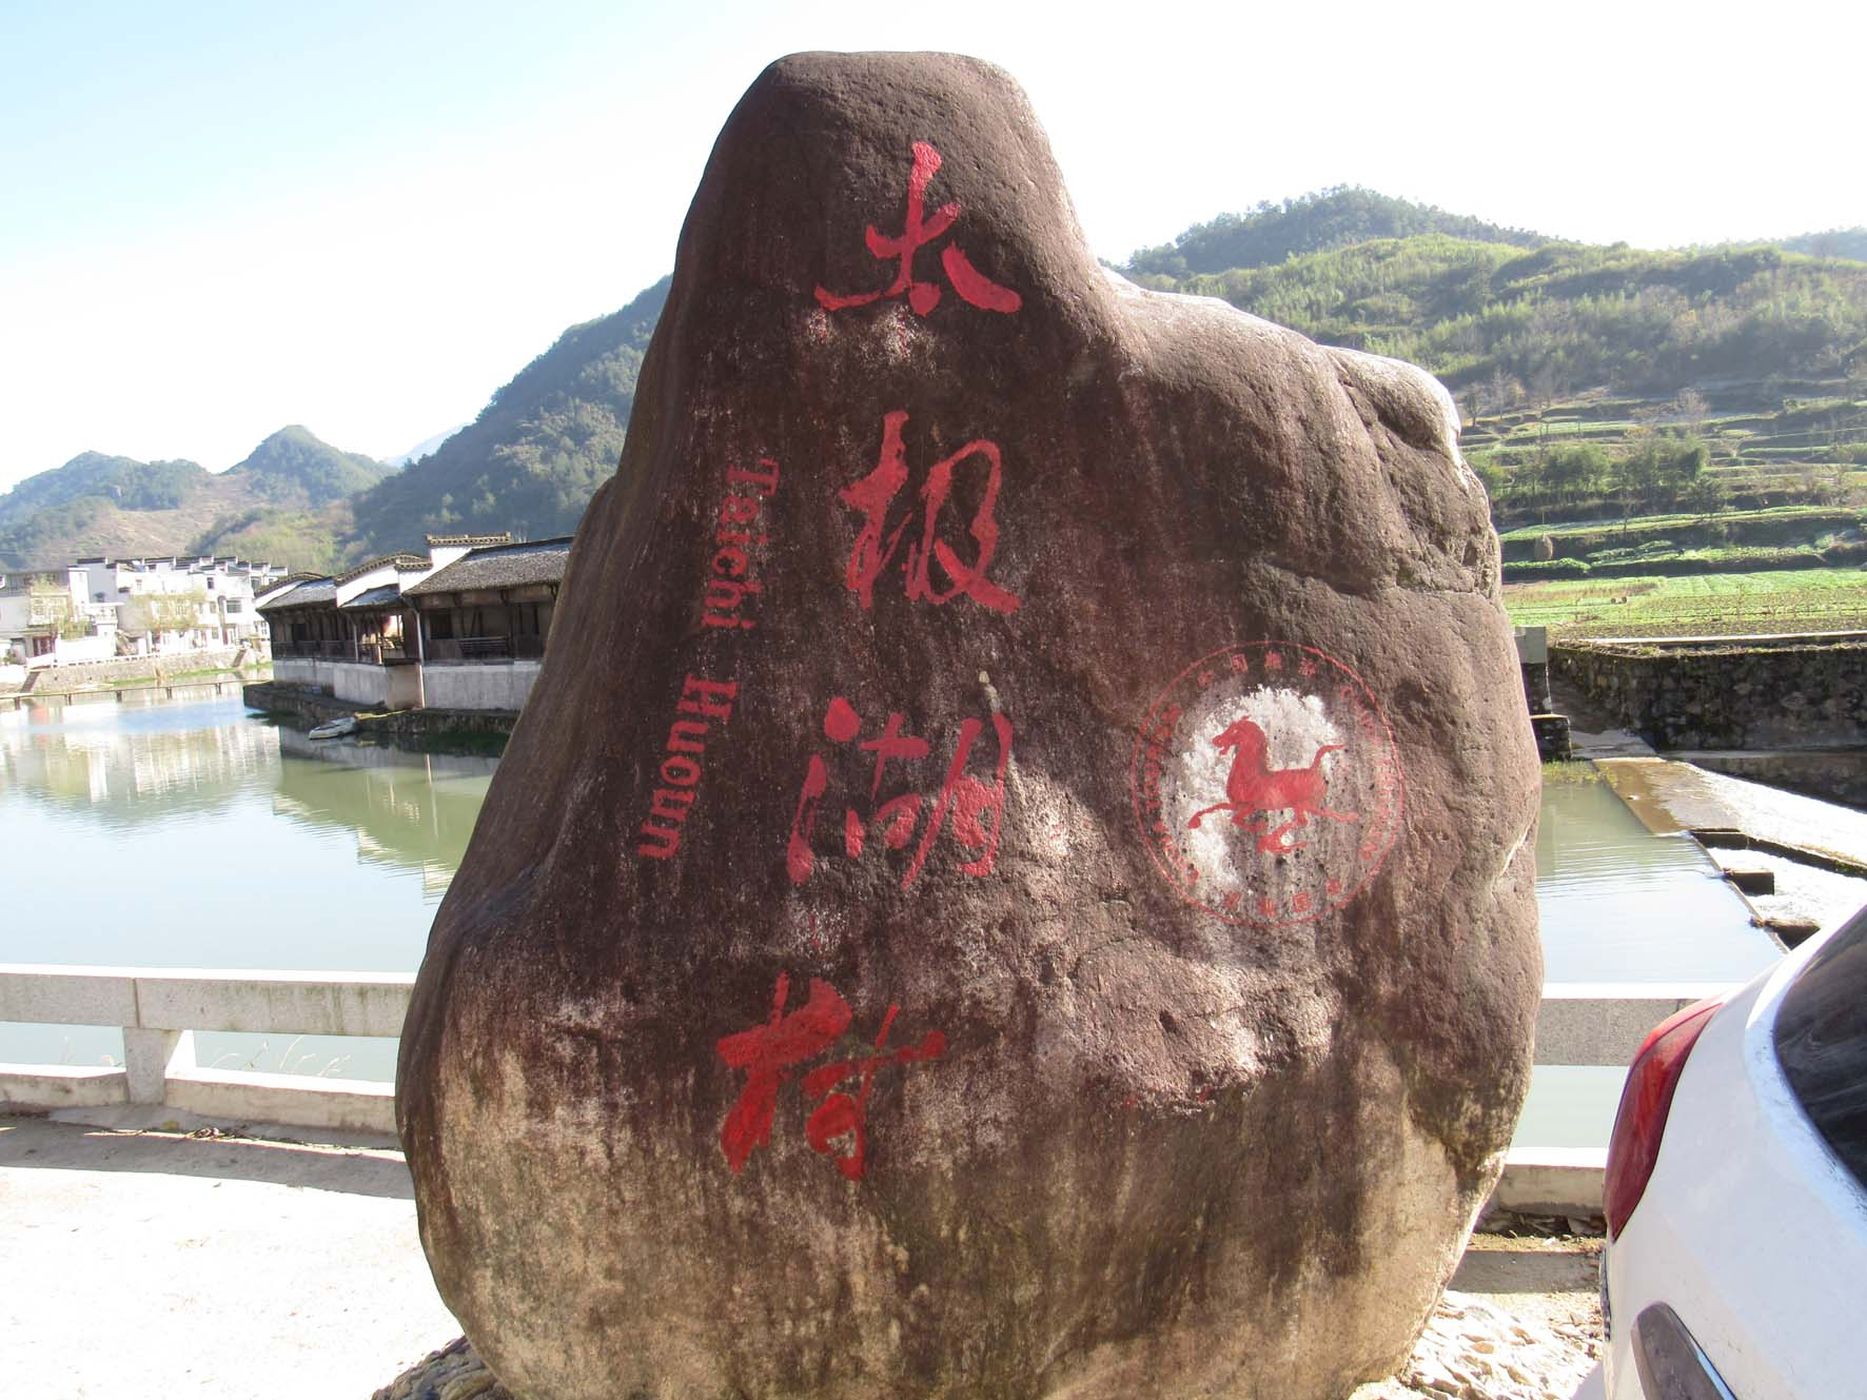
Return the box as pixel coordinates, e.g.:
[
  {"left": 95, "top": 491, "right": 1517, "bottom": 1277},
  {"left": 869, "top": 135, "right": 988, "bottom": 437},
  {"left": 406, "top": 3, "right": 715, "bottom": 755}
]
[{"left": 1504, "top": 567, "right": 1867, "bottom": 637}]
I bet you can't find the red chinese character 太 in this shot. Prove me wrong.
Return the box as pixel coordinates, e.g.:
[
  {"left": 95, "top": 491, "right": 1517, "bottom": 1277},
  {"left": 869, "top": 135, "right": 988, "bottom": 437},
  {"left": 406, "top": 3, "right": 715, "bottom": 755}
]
[
  {"left": 841, "top": 410, "right": 1021, "bottom": 615},
  {"left": 716, "top": 974, "right": 945, "bottom": 1180},
  {"left": 787, "top": 696, "right": 1012, "bottom": 891},
  {"left": 815, "top": 141, "right": 1021, "bottom": 317}
]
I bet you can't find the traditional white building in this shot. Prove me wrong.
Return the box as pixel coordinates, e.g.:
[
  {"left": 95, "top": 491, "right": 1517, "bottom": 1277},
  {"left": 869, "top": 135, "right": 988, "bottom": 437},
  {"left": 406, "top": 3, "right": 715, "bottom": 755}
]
[
  {"left": 0, "top": 567, "right": 118, "bottom": 666},
  {"left": 75, "top": 555, "right": 289, "bottom": 654}
]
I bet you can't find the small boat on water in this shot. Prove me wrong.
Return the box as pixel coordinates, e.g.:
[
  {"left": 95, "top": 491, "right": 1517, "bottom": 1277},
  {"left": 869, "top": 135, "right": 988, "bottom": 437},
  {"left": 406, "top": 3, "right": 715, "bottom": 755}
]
[{"left": 307, "top": 715, "right": 358, "bottom": 741}]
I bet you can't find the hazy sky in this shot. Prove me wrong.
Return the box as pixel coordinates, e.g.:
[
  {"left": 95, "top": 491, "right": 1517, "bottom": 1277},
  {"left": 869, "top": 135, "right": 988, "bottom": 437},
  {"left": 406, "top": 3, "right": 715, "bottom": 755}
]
[{"left": 3, "top": 0, "right": 1860, "bottom": 491}]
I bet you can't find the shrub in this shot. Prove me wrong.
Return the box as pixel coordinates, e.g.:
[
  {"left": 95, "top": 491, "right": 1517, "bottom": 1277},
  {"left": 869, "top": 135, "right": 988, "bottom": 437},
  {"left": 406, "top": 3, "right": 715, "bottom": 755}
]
[{"left": 1504, "top": 558, "right": 1592, "bottom": 580}]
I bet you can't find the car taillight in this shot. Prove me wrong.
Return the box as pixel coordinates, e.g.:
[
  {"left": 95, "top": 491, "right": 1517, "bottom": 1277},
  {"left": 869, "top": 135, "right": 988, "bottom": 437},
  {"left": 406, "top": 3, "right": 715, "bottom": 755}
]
[{"left": 1604, "top": 997, "right": 1725, "bottom": 1239}]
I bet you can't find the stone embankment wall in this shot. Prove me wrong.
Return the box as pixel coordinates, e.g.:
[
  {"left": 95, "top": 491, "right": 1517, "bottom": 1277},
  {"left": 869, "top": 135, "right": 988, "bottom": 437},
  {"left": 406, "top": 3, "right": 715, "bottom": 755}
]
[
  {"left": 1552, "top": 636, "right": 1865, "bottom": 751},
  {"left": 244, "top": 682, "right": 516, "bottom": 746},
  {"left": 6, "top": 648, "right": 259, "bottom": 696}
]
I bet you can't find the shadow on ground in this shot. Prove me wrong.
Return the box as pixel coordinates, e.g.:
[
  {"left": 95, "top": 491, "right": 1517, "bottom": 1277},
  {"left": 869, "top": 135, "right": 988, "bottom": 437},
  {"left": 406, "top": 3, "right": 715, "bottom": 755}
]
[{"left": 0, "top": 1116, "right": 412, "bottom": 1198}]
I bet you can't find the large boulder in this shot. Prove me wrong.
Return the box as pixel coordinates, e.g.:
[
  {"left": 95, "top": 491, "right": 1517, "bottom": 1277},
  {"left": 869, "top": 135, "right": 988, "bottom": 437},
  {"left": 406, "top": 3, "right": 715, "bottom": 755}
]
[{"left": 398, "top": 51, "right": 1542, "bottom": 1399}]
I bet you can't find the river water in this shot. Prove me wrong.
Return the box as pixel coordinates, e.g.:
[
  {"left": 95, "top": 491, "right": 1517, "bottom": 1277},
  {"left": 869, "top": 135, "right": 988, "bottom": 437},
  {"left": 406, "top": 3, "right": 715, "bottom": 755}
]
[{"left": 1, "top": 694, "right": 1788, "bottom": 1145}]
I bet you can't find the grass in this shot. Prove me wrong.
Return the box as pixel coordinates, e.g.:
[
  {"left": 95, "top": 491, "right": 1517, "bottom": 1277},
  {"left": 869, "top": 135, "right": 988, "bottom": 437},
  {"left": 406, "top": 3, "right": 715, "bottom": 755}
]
[{"left": 1504, "top": 567, "right": 1867, "bottom": 638}]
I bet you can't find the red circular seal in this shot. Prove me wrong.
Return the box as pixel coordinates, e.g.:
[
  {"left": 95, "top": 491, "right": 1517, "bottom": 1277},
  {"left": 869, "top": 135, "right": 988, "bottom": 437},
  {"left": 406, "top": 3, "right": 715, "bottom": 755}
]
[{"left": 1130, "top": 642, "right": 1404, "bottom": 926}]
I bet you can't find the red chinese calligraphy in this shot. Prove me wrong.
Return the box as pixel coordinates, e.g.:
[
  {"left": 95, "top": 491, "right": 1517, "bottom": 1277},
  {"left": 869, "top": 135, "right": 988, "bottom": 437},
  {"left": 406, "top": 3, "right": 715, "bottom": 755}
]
[
  {"left": 841, "top": 410, "right": 1021, "bottom": 615},
  {"left": 716, "top": 973, "right": 945, "bottom": 1179},
  {"left": 802, "top": 1002, "right": 947, "bottom": 1179},
  {"left": 787, "top": 696, "right": 1012, "bottom": 891},
  {"left": 815, "top": 141, "right": 1022, "bottom": 317}
]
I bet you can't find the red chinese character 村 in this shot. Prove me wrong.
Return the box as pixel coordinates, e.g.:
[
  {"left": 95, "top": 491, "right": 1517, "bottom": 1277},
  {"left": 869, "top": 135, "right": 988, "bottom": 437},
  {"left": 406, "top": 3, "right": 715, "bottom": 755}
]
[
  {"left": 715, "top": 972, "right": 851, "bottom": 1173},
  {"left": 815, "top": 141, "right": 1022, "bottom": 317},
  {"left": 801, "top": 1003, "right": 947, "bottom": 1180},
  {"left": 787, "top": 696, "right": 1012, "bottom": 891},
  {"left": 841, "top": 410, "right": 1021, "bottom": 615},
  {"left": 716, "top": 974, "right": 945, "bottom": 1180}
]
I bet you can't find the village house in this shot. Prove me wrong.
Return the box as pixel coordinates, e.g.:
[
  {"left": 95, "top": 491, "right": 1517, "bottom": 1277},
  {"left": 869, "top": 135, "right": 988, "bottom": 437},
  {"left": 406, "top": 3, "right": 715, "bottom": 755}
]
[
  {"left": 0, "top": 567, "right": 118, "bottom": 666},
  {"left": 259, "top": 534, "right": 570, "bottom": 712},
  {"left": 75, "top": 555, "right": 289, "bottom": 655}
]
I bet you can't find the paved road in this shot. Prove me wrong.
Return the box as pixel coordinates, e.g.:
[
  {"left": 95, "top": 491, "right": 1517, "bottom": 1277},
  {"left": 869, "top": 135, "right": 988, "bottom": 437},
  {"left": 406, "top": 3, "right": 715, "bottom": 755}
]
[{"left": 0, "top": 1115, "right": 458, "bottom": 1399}]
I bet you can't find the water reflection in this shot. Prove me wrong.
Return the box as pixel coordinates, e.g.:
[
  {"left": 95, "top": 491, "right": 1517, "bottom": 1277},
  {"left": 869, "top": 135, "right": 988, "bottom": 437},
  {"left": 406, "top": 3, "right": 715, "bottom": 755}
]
[
  {"left": 0, "top": 696, "right": 279, "bottom": 821},
  {"left": 0, "top": 697, "right": 486, "bottom": 900},
  {"left": 0, "top": 696, "right": 482, "bottom": 1080},
  {"left": 271, "top": 729, "right": 493, "bottom": 901}
]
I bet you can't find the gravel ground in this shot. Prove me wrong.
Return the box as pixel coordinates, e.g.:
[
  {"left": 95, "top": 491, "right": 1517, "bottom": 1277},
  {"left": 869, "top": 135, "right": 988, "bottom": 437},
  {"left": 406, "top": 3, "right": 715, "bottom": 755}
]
[{"left": 378, "top": 1226, "right": 1604, "bottom": 1400}]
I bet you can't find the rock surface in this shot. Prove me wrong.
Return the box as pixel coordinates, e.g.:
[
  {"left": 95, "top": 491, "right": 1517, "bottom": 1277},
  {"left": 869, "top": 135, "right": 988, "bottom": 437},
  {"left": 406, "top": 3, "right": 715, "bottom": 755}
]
[{"left": 398, "top": 50, "right": 1542, "bottom": 1399}]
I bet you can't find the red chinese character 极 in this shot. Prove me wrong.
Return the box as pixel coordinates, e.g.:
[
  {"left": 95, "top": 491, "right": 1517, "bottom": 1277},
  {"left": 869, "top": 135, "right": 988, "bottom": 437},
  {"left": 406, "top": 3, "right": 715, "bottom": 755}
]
[
  {"left": 815, "top": 141, "right": 1021, "bottom": 317},
  {"left": 787, "top": 696, "right": 1012, "bottom": 891},
  {"left": 841, "top": 410, "right": 1021, "bottom": 615}
]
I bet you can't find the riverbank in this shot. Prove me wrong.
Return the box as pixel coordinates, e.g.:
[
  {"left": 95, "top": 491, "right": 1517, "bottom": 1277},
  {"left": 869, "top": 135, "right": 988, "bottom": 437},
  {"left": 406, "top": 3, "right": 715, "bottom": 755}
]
[
  {"left": 1, "top": 646, "right": 266, "bottom": 706},
  {"left": 243, "top": 681, "right": 515, "bottom": 754}
]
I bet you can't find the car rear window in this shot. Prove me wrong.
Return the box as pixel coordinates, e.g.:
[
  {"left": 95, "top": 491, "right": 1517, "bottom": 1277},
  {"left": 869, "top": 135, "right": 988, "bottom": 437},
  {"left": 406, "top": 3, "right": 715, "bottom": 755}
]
[{"left": 1775, "top": 904, "right": 1867, "bottom": 1192}]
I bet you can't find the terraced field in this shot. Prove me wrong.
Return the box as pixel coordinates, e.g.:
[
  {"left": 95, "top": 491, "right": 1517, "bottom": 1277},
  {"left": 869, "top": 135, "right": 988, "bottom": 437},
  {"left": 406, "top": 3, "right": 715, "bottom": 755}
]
[{"left": 1504, "top": 567, "right": 1867, "bottom": 638}]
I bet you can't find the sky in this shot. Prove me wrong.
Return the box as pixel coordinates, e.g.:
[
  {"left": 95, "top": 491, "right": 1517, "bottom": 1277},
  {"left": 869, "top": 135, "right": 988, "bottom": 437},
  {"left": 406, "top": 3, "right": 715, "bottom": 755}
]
[{"left": 2, "top": 0, "right": 1861, "bottom": 492}]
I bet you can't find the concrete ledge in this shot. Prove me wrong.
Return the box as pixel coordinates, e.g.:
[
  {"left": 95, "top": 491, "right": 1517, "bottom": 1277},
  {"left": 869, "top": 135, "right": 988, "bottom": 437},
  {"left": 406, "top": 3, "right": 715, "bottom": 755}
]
[
  {"left": 134, "top": 972, "right": 414, "bottom": 1038},
  {"left": 0, "top": 966, "right": 413, "bottom": 1037},
  {"left": 0, "top": 968, "right": 138, "bottom": 1028},
  {"left": 1493, "top": 1147, "right": 1608, "bottom": 1215},
  {"left": 166, "top": 1069, "right": 397, "bottom": 1135},
  {"left": 1535, "top": 983, "right": 1739, "bottom": 1066},
  {"left": 0, "top": 1064, "right": 129, "bottom": 1109}
]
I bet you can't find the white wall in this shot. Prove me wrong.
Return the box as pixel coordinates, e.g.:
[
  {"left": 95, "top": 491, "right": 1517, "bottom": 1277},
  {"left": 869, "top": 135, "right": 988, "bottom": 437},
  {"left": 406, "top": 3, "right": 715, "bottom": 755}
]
[{"left": 422, "top": 661, "right": 541, "bottom": 712}]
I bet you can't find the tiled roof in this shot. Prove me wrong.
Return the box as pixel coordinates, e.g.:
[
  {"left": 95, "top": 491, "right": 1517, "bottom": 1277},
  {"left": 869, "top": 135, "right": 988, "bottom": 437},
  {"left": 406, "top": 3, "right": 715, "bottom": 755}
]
[
  {"left": 424, "top": 532, "right": 514, "bottom": 549},
  {"left": 403, "top": 538, "right": 572, "bottom": 597},
  {"left": 339, "top": 583, "right": 406, "bottom": 611},
  {"left": 258, "top": 578, "right": 337, "bottom": 611},
  {"left": 336, "top": 553, "right": 428, "bottom": 586}
]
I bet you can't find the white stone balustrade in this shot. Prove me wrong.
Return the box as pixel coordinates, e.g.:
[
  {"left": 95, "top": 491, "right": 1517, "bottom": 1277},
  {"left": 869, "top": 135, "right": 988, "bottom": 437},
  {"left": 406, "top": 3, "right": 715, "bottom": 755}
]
[
  {"left": 0, "top": 965, "right": 1741, "bottom": 1211},
  {"left": 0, "top": 965, "right": 415, "bottom": 1134}
]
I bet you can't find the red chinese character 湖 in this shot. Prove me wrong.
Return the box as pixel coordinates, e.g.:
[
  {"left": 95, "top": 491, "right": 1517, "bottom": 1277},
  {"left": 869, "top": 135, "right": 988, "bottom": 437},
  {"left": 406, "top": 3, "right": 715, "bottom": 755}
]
[
  {"left": 815, "top": 141, "right": 1021, "bottom": 317},
  {"left": 716, "top": 973, "right": 945, "bottom": 1179},
  {"left": 841, "top": 410, "right": 1021, "bottom": 615},
  {"left": 787, "top": 696, "right": 1012, "bottom": 891}
]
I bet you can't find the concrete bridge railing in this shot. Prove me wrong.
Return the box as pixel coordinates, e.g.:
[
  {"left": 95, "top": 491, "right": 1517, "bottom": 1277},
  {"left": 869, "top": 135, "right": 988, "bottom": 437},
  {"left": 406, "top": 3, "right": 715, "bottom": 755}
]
[
  {"left": 0, "top": 966, "right": 1738, "bottom": 1210},
  {"left": 0, "top": 965, "right": 413, "bottom": 1134}
]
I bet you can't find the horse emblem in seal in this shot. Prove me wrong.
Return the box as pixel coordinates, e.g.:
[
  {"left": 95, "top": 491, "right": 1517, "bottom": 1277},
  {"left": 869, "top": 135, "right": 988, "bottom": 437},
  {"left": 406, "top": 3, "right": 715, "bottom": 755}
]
[{"left": 1131, "top": 642, "right": 1404, "bottom": 926}]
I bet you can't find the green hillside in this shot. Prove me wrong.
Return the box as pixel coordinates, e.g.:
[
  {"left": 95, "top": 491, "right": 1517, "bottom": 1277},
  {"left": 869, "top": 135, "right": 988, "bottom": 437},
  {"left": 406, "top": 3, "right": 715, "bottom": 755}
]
[
  {"left": 0, "top": 427, "right": 388, "bottom": 571},
  {"left": 7, "top": 192, "right": 1861, "bottom": 579},
  {"left": 1142, "top": 236, "right": 1866, "bottom": 411},
  {"left": 1123, "top": 187, "right": 1546, "bottom": 280},
  {"left": 0, "top": 452, "right": 209, "bottom": 523},
  {"left": 227, "top": 425, "right": 391, "bottom": 504},
  {"left": 348, "top": 277, "right": 669, "bottom": 553}
]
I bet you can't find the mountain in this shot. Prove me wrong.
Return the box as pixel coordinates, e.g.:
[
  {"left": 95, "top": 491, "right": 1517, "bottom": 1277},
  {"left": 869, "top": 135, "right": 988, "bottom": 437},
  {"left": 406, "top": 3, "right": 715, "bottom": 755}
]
[
  {"left": 1122, "top": 187, "right": 1547, "bottom": 280},
  {"left": 6, "top": 194, "right": 1860, "bottom": 574},
  {"left": 1778, "top": 228, "right": 1867, "bottom": 263},
  {"left": 1135, "top": 233, "right": 1867, "bottom": 410},
  {"left": 347, "top": 278, "right": 670, "bottom": 554},
  {"left": 386, "top": 427, "right": 465, "bottom": 468},
  {"left": 226, "top": 425, "right": 392, "bottom": 504},
  {"left": 0, "top": 427, "right": 386, "bottom": 571}
]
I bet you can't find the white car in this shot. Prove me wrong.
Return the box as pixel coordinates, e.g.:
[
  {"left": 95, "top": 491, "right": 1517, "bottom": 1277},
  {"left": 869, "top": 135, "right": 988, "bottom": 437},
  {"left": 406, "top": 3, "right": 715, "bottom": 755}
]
[{"left": 1586, "top": 904, "right": 1867, "bottom": 1398}]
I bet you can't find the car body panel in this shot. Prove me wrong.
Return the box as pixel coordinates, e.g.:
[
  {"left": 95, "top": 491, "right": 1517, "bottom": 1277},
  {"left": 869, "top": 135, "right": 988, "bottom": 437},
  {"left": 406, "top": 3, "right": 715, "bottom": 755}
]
[{"left": 1603, "top": 922, "right": 1867, "bottom": 1399}]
